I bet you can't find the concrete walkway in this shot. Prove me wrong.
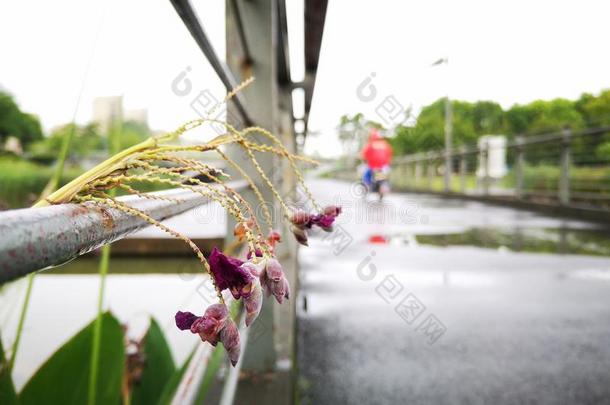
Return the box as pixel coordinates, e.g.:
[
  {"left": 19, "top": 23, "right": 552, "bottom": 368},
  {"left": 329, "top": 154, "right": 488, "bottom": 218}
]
[{"left": 298, "top": 179, "right": 610, "bottom": 405}]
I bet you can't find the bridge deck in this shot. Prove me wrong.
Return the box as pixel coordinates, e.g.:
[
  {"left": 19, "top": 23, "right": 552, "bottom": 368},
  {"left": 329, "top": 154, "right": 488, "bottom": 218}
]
[{"left": 298, "top": 179, "right": 610, "bottom": 405}]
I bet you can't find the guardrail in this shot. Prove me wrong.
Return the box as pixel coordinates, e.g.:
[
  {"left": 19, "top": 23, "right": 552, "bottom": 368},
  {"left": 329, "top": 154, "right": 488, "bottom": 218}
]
[
  {"left": 392, "top": 126, "right": 610, "bottom": 211},
  {"left": 0, "top": 182, "right": 245, "bottom": 283}
]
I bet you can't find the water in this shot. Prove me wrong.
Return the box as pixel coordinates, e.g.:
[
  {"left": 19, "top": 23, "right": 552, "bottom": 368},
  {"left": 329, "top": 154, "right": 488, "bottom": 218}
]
[{"left": 1, "top": 260, "right": 214, "bottom": 389}]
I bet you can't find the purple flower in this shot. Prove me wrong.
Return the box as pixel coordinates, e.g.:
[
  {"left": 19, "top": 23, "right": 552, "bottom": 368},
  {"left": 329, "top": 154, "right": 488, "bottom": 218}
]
[
  {"left": 175, "top": 311, "right": 199, "bottom": 331},
  {"left": 208, "top": 247, "right": 253, "bottom": 293},
  {"left": 190, "top": 303, "right": 229, "bottom": 345},
  {"left": 174, "top": 303, "right": 242, "bottom": 366},
  {"left": 220, "top": 318, "right": 240, "bottom": 366},
  {"left": 311, "top": 214, "right": 335, "bottom": 232},
  {"left": 175, "top": 303, "right": 229, "bottom": 346},
  {"left": 234, "top": 262, "right": 263, "bottom": 326},
  {"left": 288, "top": 206, "right": 342, "bottom": 240},
  {"left": 260, "top": 258, "right": 290, "bottom": 304},
  {"left": 246, "top": 248, "right": 263, "bottom": 260},
  {"left": 323, "top": 205, "right": 342, "bottom": 217}
]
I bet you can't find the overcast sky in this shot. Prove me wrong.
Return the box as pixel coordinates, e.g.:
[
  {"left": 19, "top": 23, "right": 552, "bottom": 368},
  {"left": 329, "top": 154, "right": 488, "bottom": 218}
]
[{"left": 1, "top": 0, "right": 609, "bottom": 157}]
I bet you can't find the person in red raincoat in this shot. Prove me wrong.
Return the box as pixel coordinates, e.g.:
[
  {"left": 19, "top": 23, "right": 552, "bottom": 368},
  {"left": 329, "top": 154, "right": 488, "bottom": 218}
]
[{"left": 361, "top": 128, "right": 393, "bottom": 188}]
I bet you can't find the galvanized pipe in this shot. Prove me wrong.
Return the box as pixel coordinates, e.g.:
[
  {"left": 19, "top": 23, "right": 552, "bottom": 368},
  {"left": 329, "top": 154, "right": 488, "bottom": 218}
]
[
  {"left": 0, "top": 183, "right": 244, "bottom": 284},
  {"left": 170, "top": 0, "right": 253, "bottom": 126}
]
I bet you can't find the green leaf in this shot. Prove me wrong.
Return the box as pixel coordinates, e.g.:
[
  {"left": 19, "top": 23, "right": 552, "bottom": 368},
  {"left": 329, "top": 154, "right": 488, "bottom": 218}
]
[
  {"left": 131, "top": 319, "right": 175, "bottom": 405},
  {"left": 19, "top": 312, "right": 124, "bottom": 405},
  {"left": 0, "top": 337, "right": 18, "bottom": 405},
  {"left": 157, "top": 347, "right": 195, "bottom": 405}
]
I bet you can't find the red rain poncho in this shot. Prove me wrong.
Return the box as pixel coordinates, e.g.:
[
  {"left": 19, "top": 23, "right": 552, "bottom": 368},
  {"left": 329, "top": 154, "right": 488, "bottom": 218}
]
[{"left": 361, "top": 129, "right": 393, "bottom": 169}]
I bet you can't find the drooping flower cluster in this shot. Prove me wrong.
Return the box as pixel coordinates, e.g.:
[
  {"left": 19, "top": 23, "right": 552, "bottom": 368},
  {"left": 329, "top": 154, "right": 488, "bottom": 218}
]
[
  {"left": 289, "top": 205, "right": 343, "bottom": 246},
  {"left": 175, "top": 245, "right": 291, "bottom": 365},
  {"left": 43, "top": 76, "right": 343, "bottom": 370}
]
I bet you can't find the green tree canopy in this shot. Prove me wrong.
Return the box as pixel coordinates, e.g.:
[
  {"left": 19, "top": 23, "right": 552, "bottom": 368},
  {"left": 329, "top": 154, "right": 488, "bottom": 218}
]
[
  {"left": 29, "top": 123, "right": 103, "bottom": 161},
  {"left": 0, "top": 91, "right": 43, "bottom": 147},
  {"left": 506, "top": 98, "right": 584, "bottom": 135},
  {"left": 388, "top": 89, "right": 610, "bottom": 157}
]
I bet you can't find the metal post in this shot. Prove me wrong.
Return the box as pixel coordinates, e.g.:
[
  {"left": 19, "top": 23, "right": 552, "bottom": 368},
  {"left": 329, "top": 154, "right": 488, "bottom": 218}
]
[
  {"left": 427, "top": 152, "right": 434, "bottom": 190},
  {"left": 459, "top": 147, "right": 467, "bottom": 193},
  {"left": 226, "top": 0, "right": 278, "bottom": 372},
  {"left": 482, "top": 144, "right": 489, "bottom": 196},
  {"left": 402, "top": 161, "right": 410, "bottom": 190},
  {"left": 515, "top": 135, "right": 525, "bottom": 200},
  {"left": 559, "top": 128, "right": 572, "bottom": 205},
  {"left": 444, "top": 96, "right": 453, "bottom": 192},
  {"left": 415, "top": 158, "right": 422, "bottom": 189},
  {"left": 410, "top": 161, "right": 416, "bottom": 189}
]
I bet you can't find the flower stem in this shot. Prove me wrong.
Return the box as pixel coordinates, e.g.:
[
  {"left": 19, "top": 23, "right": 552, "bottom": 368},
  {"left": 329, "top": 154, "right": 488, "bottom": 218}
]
[
  {"left": 87, "top": 243, "right": 110, "bottom": 405},
  {"left": 87, "top": 120, "right": 121, "bottom": 405},
  {"left": 8, "top": 121, "right": 81, "bottom": 371},
  {"left": 8, "top": 274, "right": 34, "bottom": 372}
]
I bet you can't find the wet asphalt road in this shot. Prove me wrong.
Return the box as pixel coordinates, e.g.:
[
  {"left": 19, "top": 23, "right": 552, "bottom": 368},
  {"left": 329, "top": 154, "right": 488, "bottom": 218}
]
[{"left": 297, "top": 179, "right": 610, "bottom": 405}]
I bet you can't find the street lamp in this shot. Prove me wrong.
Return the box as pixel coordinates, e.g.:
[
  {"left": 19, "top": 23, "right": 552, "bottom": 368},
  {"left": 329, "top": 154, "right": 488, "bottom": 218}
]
[{"left": 431, "top": 58, "right": 452, "bottom": 193}]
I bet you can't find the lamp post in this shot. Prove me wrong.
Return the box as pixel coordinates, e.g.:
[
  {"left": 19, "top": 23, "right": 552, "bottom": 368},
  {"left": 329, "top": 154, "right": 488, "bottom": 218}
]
[{"left": 431, "top": 57, "right": 452, "bottom": 192}]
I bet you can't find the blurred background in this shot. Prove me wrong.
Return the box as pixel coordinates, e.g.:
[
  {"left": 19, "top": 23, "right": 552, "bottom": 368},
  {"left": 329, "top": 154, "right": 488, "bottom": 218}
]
[{"left": 1, "top": 1, "right": 610, "bottom": 404}]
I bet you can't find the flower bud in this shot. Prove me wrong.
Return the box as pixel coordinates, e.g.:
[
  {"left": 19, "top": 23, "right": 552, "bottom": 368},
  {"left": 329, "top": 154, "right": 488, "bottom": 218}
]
[
  {"left": 290, "top": 225, "right": 309, "bottom": 246},
  {"left": 290, "top": 210, "right": 311, "bottom": 228},
  {"left": 244, "top": 280, "right": 263, "bottom": 326},
  {"left": 323, "top": 205, "right": 342, "bottom": 217},
  {"left": 260, "top": 258, "right": 291, "bottom": 304},
  {"left": 220, "top": 318, "right": 241, "bottom": 366}
]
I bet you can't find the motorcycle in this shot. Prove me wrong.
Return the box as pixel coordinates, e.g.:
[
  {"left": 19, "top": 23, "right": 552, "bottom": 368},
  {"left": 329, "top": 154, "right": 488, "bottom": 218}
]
[
  {"left": 361, "top": 167, "right": 390, "bottom": 201},
  {"left": 370, "top": 169, "right": 390, "bottom": 201}
]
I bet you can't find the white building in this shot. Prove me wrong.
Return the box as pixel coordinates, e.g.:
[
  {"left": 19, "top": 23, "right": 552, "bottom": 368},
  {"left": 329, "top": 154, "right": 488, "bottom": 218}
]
[
  {"left": 92, "top": 96, "right": 123, "bottom": 135},
  {"left": 477, "top": 135, "right": 508, "bottom": 179},
  {"left": 124, "top": 108, "right": 148, "bottom": 127}
]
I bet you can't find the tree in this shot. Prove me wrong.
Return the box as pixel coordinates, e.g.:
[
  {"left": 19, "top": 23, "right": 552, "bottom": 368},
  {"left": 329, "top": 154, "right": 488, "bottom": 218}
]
[
  {"left": 472, "top": 101, "right": 505, "bottom": 135},
  {"left": 576, "top": 90, "right": 610, "bottom": 159},
  {"left": 119, "top": 120, "right": 150, "bottom": 148},
  {"left": 337, "top": 113, "right": 366, "bottom": 163},
  {"left": 577, "top": 89, "right": 610, "bottom": 127},
  {"left": 506, "top": 98, "right": 583, "bottom": 135},
  {"left": 29, "top": 122, "right": 104, "bottom": 162},
  {"left": 0, "top": 91, "right": 43, "bottom": 148}
]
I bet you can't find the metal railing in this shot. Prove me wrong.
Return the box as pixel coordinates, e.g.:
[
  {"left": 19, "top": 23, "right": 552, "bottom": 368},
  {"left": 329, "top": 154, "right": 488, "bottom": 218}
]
[
  {"left": 0, "top": 182, "right": 245, "bottom": 284},
  {"left": 391, "top": 126, "right": 610, "bottom": 211}
]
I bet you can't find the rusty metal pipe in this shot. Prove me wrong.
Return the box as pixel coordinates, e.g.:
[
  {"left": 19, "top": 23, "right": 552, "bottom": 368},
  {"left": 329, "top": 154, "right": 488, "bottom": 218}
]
[{"left": 0, "top": 183, "right": 245, "bottom": 284}]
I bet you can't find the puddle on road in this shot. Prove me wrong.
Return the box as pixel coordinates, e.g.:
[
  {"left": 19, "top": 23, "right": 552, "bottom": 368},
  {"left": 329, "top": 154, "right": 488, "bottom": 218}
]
[{"left": 371, "top": 227, "right": 610, "bottom": 257}]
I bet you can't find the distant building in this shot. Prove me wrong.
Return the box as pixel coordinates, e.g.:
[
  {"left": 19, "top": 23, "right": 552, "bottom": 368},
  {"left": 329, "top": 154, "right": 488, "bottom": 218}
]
[
  {"left": 124, "top": 109, "right": 148, "bottom": 127},
  {"left": 4, "top": 136, "right": 23, "bottom": 155},
  {"left": 477, "top": 135, "right": 508, "bottom": 178},
  {"left": 92, "top": 96, "right": 123, "bottom": 135}
]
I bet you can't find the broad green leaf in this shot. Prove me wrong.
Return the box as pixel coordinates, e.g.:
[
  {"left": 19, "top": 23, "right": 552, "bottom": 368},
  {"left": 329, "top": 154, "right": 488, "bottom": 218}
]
[
  {"left": 157, "top": 347, "right": 195, "bottom": 405},
  {"left": 131, "top": 319, "right": 175, "bottom": 405},
  {"left": 19, "top": 312, "right": 124, "bottom": 405},
  {"left": 0, "top": 337, "right": 17, "bottom": 405}
]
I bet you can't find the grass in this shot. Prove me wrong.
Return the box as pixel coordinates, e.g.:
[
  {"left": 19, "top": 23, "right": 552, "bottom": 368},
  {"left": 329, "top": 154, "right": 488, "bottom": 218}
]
[
  {"left": 0, "top": 155, "right": 173, "bottom": 209},
  {"left": 0, "top": 155, "right": 80, "bottom": 208},
  {"left": 389, "top": 163, "right": 610, "bottom": 197}
]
